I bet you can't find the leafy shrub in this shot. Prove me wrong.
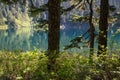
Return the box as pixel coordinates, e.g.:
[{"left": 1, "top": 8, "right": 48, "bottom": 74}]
[
  {"left": 0, "top": 51, "right": 48, "bottom": 80},
  {"left": 0, "top": 51, "right": 120, "bottom": 80}
]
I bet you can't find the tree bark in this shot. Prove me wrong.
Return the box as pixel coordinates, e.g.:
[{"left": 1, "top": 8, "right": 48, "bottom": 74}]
[
  {"left": 48, "top": 0, "right": 60, "bottom": 75},
  {"left": 89, "top": 0, "right": 95, "bottom": 59},
  {"left": 98, "top": 0, "right": 109, "bottom": 55}
]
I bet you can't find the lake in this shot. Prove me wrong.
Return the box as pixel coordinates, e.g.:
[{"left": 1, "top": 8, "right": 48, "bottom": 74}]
[{"left": 0, "top": 21, "right": 120, "bottom": 53}]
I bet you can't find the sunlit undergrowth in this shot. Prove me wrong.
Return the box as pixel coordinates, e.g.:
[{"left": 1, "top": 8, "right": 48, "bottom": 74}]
[{"left": 0, "top": 51, "right": 120, "bottom": 80}]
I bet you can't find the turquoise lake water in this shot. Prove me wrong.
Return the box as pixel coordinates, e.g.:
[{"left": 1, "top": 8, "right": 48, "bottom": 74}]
[{"left": 0, "top": 21, "right": 120, "bottom": 53}]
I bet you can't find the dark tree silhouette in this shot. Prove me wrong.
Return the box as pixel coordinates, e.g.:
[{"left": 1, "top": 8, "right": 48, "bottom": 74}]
[
  {"left": 47, "top": 0, "right": 60, "bottom": 75},
  {"left": 87, "top": 0, "right": 95, "bottom": 60},
  {"left": 98, "top": 0, "right": 109, "bottom": 55}
]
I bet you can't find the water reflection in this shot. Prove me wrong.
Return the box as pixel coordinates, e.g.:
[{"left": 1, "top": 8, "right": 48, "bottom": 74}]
[
  {"left": 0, "top": 22, "right": 88, "bottom": 51},
  {"left": 0, "top": 22, "right": 120, "bottom": 52},
  {"left": 0, "top": 27, "right": 32, "bottom": 51}
]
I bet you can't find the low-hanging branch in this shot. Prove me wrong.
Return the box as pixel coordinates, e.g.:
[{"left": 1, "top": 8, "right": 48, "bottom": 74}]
[
  {"left": 61, "top": 0, "right": 82, "bottom": 14},
  {"left": 30, "top": 0, "right": 82, "bottom": 15},
  {"left": 64, "top": 28, "right": 90, "bottom": 50}
]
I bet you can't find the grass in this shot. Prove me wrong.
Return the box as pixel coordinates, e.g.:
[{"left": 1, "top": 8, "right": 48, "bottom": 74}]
[{"left": 0, "top": 51, "right": 120, "bottom": 80}]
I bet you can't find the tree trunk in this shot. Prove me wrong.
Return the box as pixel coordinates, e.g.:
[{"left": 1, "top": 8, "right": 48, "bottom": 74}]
[
  {"left": 98, "top": 0, "right": 109, "bottom": 55},
  {"left": 47, "top": 0, "right": 60, "bottom": 76},
  {"left": 89, "top": 0, "right": 95, "bottom": 60}
]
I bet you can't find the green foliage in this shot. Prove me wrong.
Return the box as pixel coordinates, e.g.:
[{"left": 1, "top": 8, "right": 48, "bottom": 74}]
[
  {"left": 29, "top": 3, "right": 48, "bottom": 17},
  {"left": 64, "top": 29, "right": 90, "bottom": 50},
  {"left": 70, "top": 14, "right": 89, "bottom": 22},
  {"left": 0, "top": 0, "right": 18, "bottom": 4},
  {"left": 109, "top": 5, "right": 116, "bottom": 12},
  {"left": 0, "top": 51, "right": 48, "bottom": 80},
  {"left": 0, "top": 51, "right": 120, "bottom": 80}
]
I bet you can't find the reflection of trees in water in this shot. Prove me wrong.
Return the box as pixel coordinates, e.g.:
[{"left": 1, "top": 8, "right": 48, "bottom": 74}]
[
  {"left": 0, "top": 27, "right": 33, "bottom": 51},
  {"left": 31, "top": 31, "right": 48, "bottom": 50},
  {"left": 15, "top": 27, "right": 33, "bottom": 50},
  {"left": 0, "top": 27, "right": 49, "bottom": 51},
  {"left": 0, "top": 25, "right": 120, "bottom": 52}
]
